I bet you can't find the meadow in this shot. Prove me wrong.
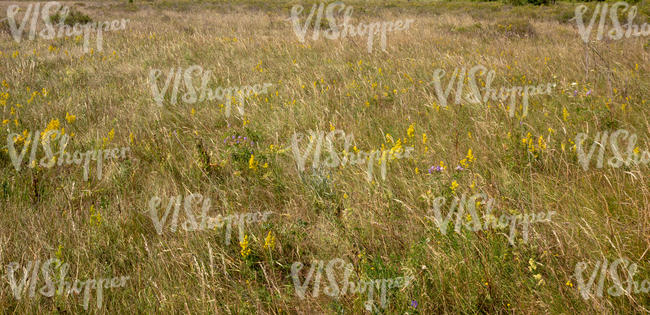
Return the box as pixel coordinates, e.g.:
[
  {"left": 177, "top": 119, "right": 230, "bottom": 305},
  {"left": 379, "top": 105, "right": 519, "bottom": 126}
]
[{"left": 0, "top": 0, "right": 649, "bottom": 313}]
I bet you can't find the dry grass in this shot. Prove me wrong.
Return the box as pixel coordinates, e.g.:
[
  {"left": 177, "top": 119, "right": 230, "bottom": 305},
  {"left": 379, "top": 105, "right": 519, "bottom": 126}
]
[{"left": 0, "top": 0, "right": 649, "bottom": 313}]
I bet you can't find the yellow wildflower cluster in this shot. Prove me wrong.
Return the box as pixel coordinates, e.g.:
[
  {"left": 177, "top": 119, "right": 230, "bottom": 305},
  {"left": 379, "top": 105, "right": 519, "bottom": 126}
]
[
  {"left": 388, "top": 139, "right": 404, "bottom": 160},
  {"left": 65, "top": 112, "right": 76, "bottom": 123},
  {"left": 89, "top": 205, "right": 102, "bottom": 227},
  {"left": 263, "top": 231, "right": 276, "bottom": 250},
  {"left": 562, "top": 107, "right": 569, "bottom": 122},
  {"left": 102, "top": 128, "right": 115, "bottom": 147},
  {"left": 528, "top": 258, "right": 545, "bottom": 286},
  {"left": 521, "top": 133, "right": 547, "bottom": 158},
  {"left": 407, "top": 124, "right": 415, "bottom": 138},
  {"left": 0, "top": 92, "right": 8, "bottom": 108},
  {"left": 385, "top": 133, "right": 394, "bottom": 143},
  {"left": 41, "top": 118, "right": 64, "bottom": 142},
  {"left": 13, "top": 129, "right": 31, "bottom": 145},
  {"left": 240, "top": 235, "right": 251, "bottom": 258},
  {"left": 249, "top": 154, "right": 258, "bottom": 170},
  {"left": 459, "top": 149, "right": 475, "bottom": 168},
  {"left": 450, "top": 180, "right": 459, "bottom": 194}
]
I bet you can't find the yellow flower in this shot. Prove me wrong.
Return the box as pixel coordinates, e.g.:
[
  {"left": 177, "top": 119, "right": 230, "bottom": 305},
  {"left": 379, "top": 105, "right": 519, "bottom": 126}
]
[
  {"left": 129, "top": 132, "right": 134, "bottom": 144},
  {"left": 42, "top": 119, "right": 60, "bottom": 140},
  {"left": 108, "top": 128, "right": 115, "bottom": 141},
  {"left": 240, "top": 235, "right": 251, "bottom": 258},
  {"left": 329, "top": 122, "right": 335, "bottom": 131},
  {"left": 65, "top": 112, "right": 76, "bottom": 123},
  {"left": 537, "top": 136, "right": 547, "bottom": 151},
  {"left": 263, "top": 231, "right": 276, "bottom": 250},
  {"left": 528, "top": 258, "right": 537, "bottom": 272},
  {"left": 249, "top": 154, "right": 257, "bottom": 170},
  {"left": 566, "top": 280, "right": 573, "bottom": 287},
  {"left": 562, "top": 107, "right": 569, "bottom": 122},
  {"left": 466, "top": 149, "right": 474, "bottom": 163},
  {"left": 415, "top": 167, "right": 419, "bottom": 174},
  {"left": 407, "top": 124, "right": 415, "bottom": 138},
  {"left": 89, "top": 205, "right": 102, "bottom": 226},
  {"left": 191, "top": 108, "right": 196, "bottom": 116},
  {"left": 450, "top": 180, "right": 459, "bottom": 194},
  {"left": 2, "top": 119, "right": 8, "bottom": 125}
]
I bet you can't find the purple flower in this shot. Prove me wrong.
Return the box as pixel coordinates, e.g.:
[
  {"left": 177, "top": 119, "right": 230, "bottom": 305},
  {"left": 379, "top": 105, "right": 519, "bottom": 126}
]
[
  {"left": 411, "top": 300, "right": 418, "bottom": 308},
  {"left": 586, "top": 90, "right": 592, "bottom": 96},
  {"left": 243, "top": 137, "right": 247, "bottom": 141},
  {"left": 573, "top": 90, "right": 578, "bottom": 96},
  {"left": 232, "top": 135, "right": 235, "bottom": 139},
  {"left": 456, "top": 165, "right": 464, "bottom": 171}
]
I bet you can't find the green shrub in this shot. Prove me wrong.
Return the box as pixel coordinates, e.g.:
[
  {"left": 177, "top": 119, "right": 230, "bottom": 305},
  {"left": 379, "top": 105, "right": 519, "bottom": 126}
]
[{"left": 49, "top": 9, "right": 92, "bottom": 26}]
